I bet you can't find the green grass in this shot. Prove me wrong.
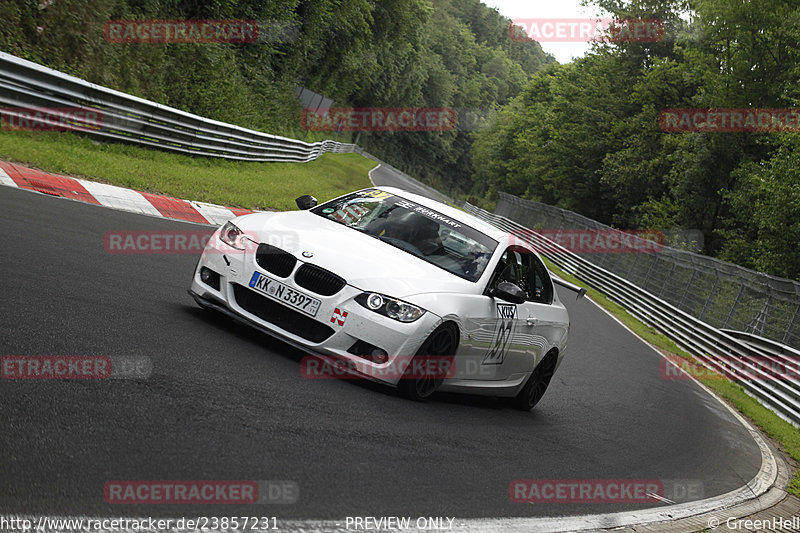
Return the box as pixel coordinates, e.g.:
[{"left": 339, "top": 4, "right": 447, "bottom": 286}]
[
  {"left": 543, "top": 257, "right": 800, "bottom": 497},
  {"left": 0, "top": 130, "right": 376, "bottom": 211}
]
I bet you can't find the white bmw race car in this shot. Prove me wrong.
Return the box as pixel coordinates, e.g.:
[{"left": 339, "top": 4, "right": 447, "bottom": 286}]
[{"left": 189, "top": 187, "right": 583, "bottom": 409}]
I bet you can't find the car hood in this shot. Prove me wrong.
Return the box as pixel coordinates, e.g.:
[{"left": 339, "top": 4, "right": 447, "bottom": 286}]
[{"left": 236, "top": 211, "right": 479, "bottom": 298}]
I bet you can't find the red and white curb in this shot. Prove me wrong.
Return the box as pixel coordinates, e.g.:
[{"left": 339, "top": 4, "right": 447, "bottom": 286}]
[{"left": 0, "top": 161, "right": 255, "bottom": 226}]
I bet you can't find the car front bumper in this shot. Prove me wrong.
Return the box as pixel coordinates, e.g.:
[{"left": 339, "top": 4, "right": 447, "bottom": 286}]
[{"left": 190, "top": 236, "right": 443, "bottom": 387}]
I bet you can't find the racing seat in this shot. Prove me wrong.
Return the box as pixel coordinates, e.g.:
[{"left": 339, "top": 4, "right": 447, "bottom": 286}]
[{"left": 409, "top": 217, "right": 446, "bottom": 256}]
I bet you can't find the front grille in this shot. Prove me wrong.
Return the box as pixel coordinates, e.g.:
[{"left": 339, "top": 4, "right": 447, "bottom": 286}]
[
  {"left": 255, "top": 243, "right": 296, "bottom": 278},
  {"left": 295, "top": 264, "right": 346, "bottom": 296},
  {"left": 232, "top": 284, "right": 334, "bottom": 343}
]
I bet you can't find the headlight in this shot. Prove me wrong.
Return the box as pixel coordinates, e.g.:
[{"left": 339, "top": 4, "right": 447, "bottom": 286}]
[
  {"left": 219, "top": 221, "right": 246, "bottom": 250},
  {"left": 355, "top": 292, "right": 426, "bottom": 323},
  {"left": 366, "top": 293, "right": 384, "bottom": 310}
]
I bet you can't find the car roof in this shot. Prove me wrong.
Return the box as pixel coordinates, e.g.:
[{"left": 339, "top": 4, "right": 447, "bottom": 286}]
[{"left": 374, "top": 186, "right": 508, "bottom": 242}]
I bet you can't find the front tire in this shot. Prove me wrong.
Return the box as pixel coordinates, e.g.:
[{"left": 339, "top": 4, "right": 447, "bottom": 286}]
[
  {"left": 513, "top": 350, "right": 558, "bottom": 411},
  {"left": 398, "top": 323, "right": 458, "bottom": 401}
]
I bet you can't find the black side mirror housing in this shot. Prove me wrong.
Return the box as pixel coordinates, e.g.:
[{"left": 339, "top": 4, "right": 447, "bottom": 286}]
[
  {"left": 491, "top": 281, "right": 527, "bottom": 304},
  {"left": 296, "top": 195, "right": 318, "bottom": 210}
]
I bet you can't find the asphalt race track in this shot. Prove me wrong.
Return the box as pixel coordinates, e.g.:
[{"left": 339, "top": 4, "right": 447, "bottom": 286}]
[
  {"left": 368, "top": 164, "right": 451, "bottom": 204},
  {"left": 0, "top": 185, "right": 762, "bottom": 521}
]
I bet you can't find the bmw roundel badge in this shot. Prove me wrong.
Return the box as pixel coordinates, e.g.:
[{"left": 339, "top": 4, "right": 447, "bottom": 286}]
[{"left": 302, "top": 251, "right": 314, "bottom": 258}]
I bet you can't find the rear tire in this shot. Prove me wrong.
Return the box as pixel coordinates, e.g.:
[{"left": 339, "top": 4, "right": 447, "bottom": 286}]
[
  {"left": 513, "top": 350, "right": 558, "bottom": 411},
  {"left": 398, "top": 323, "right": 458, "bottom": 401}
]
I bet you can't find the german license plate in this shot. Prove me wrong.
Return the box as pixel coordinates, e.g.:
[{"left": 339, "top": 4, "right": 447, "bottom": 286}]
[{"left": 248, "top": 271, "right": 321, "bottom": 317}]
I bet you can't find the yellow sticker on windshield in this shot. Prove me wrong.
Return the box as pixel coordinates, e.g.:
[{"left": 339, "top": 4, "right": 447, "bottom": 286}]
[{"left": 360, "top": 189, "right": 391, "bottom": 199}]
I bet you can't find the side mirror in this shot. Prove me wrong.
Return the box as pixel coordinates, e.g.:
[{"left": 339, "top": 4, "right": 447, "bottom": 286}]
[
  {"left": 490, "top": 281, "right": 527, "bottom": 304},
  {"left": 296, "top": 195, "right": 318, "bottom": 210}
]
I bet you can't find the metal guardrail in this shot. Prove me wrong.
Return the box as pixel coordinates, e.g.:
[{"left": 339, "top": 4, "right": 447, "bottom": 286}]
[
  {"left": 458, "top": 202, "right": 800, "bottom": 426},
  {"left": 722, "top": 329, "right": 800, "bottom": 360},
  {"left": 0, "top": 52, "right": 356, "bottom": 162}
]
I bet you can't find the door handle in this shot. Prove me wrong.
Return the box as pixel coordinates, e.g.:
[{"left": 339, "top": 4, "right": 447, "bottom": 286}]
[{"left": 526, "top": 317, "right": 539, "bottom": 326}]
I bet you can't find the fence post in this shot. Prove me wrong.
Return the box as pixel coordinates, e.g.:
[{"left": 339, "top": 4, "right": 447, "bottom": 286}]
[
  {"left": 679, "top": 267, "right": 698, "bottom": 309},
  {"left": 699, "top": 274, "right": 720, "bottom": 322},
  {"left": 723, "top": 284, "right": 747, "bottom": 329},
  {"left": 659, "top": 261, "right": 678, "bottom": 298},
  {"left": 782, "top": 304, "right": 800, "bottom": 345}
]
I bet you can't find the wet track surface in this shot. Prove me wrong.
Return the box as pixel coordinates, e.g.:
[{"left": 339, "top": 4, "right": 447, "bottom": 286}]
[{"left": 0, "top": 185, "right": 762, "bottom": 520}]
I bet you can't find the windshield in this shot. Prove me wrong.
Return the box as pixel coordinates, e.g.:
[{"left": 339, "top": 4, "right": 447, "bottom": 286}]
[{"left": 312, "top": 189, "right": 497, "bottom": 282}]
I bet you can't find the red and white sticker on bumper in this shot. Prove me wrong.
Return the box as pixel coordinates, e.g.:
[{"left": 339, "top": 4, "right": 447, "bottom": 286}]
[{"left": 330, "top": 308, "right": 348, "bottom": 327}]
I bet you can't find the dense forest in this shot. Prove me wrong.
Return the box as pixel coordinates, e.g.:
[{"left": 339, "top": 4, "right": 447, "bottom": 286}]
[
  {"left": 1, "top": 0, "right": 799, "bottom": 280},
  {"left": 0, "top": 0, "right": 552, "bottom": 194},
  {"left": 473, "top": 0, "right": 800, "bottom": 280}
]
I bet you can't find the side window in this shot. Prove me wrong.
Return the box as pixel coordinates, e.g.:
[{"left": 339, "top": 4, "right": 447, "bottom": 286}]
[
  {"left": 488, "top": 249, "right": 521, "bottom": 290},
  {"left": 488, "top": 248, "right": 553, "bottom": 304},
  {"left": 521, "top": 252, "right": 553, "bottom": 304}
]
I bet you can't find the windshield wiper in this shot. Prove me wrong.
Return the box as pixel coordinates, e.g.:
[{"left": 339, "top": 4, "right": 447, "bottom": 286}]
[{"left": 347, "top": 223, "right": 371, "bottom": 235}]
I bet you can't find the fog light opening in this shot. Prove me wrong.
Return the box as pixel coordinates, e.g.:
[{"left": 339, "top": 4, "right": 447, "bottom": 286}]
[
  {"left": 348, "top": 340, "right": 389, "bottom": 363},
  {"left": 200, "top": 267, "right": 221, "bottom": 291},
  {"left": 370, "top": 349, "right": 389, "bottom": 364}
]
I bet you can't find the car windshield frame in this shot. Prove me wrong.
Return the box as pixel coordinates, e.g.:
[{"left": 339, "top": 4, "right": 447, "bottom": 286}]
[{"left": 312, "top": 189, "right": 498, "bottom": 282}]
